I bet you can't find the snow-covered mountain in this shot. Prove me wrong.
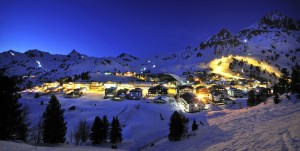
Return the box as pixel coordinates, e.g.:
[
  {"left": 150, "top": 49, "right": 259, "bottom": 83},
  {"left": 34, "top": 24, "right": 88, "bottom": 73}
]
[{"left": 1, "top": 11, "right": 300, "bottom": 86}]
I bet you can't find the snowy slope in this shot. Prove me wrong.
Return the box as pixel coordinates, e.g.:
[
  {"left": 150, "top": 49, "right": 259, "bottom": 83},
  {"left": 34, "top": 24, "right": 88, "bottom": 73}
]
[
  {"left": 147, "top": 95, "right": 300, "bottom": 151},
  {"left": 18, "top": 92, "right": 182, "bottom": 150},
  {"left": 1, "top": 93, "right": 299, "bottom": 151},
  {"left": 0, "top": 140, "right": 124, "bottom": 151}
]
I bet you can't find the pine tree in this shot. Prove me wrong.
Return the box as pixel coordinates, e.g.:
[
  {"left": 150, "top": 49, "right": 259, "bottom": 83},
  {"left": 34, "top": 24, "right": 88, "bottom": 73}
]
[
  {"left": 291, "top": 65, "right": 300, "bottom": 94},
  {"left": 274, "top": 92, "right": 280, "bottom": 104},
  {"left": 42, "top": 95, "right": 67, "bottom": 144},
  {"left": 273, "top": 84, "right": 279, "bottom": 95},
  {"left": 247, "top": 90, "right": 256, "bottom": 107},
  {"left": 168, "top": 111, "right": 184, "bottom": 141},
  {"left": 16, "top": 105, "right": 31, "bottom": 141},
  {"left": 278, "top": 68, "right": 290, "bottom": 94},
  {"left": 192, "top": 119, "right": 198, "bottom": 131},
  {"left": 110, "top": 116, "right": 122, "bottom": 143},
  {"left": 90, "top": 116, "right": 102, "bottom": 144},
  {"left": 0, "top": 75, "right": 26, "bottom": 140},
  {"left": 102, "top": 115, "right": 110, "bottom": 143}
]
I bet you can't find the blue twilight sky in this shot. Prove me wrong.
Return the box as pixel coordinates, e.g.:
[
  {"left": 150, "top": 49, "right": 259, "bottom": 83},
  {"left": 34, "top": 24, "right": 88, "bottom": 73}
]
[{"left": 0, "top": 0, "right": 300, "bottom": 58}]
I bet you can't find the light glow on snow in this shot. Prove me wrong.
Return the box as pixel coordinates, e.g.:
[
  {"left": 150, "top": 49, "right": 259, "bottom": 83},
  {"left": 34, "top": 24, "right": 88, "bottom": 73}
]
[
  {"left": 209, "top": 55, "right": 281, "bottom": 79},
  {"left": 36, "top": 60, "right": 42, "bottom": 67},
  {"left": 153, "top": 65, "right": 156, "bottom": 68},
  {"left": 10, "top": 52, "right": 15, "bottom": 56},
  {"left": 243, "top": 39, "right": 248, "bottom": 43}
]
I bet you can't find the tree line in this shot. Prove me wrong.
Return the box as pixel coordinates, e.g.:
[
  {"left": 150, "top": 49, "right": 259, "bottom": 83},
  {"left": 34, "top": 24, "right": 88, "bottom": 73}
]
[{"left": 247, "top": 65, "right": 300, "bottom": 106}]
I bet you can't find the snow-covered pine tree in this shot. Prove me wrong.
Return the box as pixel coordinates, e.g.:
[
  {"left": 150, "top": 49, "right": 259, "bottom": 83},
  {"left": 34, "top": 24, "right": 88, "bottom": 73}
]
[{"left": 42, "top": 95, "right": 67, "bottom": 144}]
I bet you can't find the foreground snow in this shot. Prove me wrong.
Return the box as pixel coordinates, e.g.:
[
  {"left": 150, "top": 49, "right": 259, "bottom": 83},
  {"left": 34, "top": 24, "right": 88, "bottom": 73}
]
[
  {"left": 17, "top": 92, "right": 183, "bottom": 150},
  {"left": 1, "top": 93, "right": 299, "bottom": 151},
  {"left": 0, "top": 141, "right": 124, "bottom": 151},
  {"left": 147, "top": 95, "right": 300, "bottom": 151}
]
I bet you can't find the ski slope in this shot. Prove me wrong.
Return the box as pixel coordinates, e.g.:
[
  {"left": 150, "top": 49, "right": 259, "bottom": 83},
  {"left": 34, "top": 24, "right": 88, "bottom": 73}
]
[{"left": 147, "top": 95, "right": 300, "bottom": 151}]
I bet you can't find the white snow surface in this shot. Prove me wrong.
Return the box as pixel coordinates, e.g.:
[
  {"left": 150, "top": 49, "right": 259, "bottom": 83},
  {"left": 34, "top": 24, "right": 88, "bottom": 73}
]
[
  {"left": 1, "top": 93, "right": 300, "bottom": 151},
  {"left": 0, "top": 140, "right": 123, "bottom": 151},
  {"left": 147, "top": 95, "right": 300, "bottom": 151}
]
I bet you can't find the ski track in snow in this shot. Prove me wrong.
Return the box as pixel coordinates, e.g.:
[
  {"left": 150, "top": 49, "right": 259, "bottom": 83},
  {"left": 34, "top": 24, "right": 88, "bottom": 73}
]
[{"left": 148, "top": 96, "right": 300, "bottom": 151}]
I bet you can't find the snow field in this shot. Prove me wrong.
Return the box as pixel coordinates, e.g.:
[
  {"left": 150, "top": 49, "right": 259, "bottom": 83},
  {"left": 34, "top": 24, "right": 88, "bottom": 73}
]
[{"left": 147, "top": 95, "right": 300, "bottom": 151}]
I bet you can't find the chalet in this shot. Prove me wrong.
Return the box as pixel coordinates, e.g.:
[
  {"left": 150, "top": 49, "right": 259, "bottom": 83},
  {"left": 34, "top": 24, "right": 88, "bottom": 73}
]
[
  {"left": 177, "top": 85, "right": 194, "bottom": 96},
  {"left": 62, "top": 82, "right": 90, "bottom": 91},
  {"left": 196, "top": 86, "right": 212, "bottom": 104},
  {"left": 255, "top": 87, "right": 272, "bottom": 96},
  {"left": 104, "top": 81, "right": 117, "bottom": 88},
  {"left": 90, "top": 82, "right": 102, "bottom": 90},
  {"left": 65, "top": 92, "right": 80, "bottom": 98},
  {"left": 65, "top": 88, "right": 84, "bottom": 98},
  {"left": 209, "top": 85, "right": 228, "bottom": 95},
  {"left": 104, "top": 87, "right": 117, "bottom": 99},
  {"left": 112, "top": 89, "right": 128, "bottom": 101},
  {"left": 117, "top": 82, "right": 134, "bottom": 88},
  {"left": 148, "top": 85, "right": 168, "bottom": 97},
  {"left": 41, "top": 81, "right": 60, "bottom": 90},
  {"left": 228, "top": 87, "right": 243, "bottom": 98},
  {"left": 135, "top": 73, "right": 146, "bottom": 81},
  {"left": 123, "top": 71, "right": 136, "bottom": 77},
  {"left": 133, "top": 81, "right": 153, "bottom": 87},
  {"left": 178, "top": 93, "right": 203, "bottom": 113},
  {"left": 212, "top": 91, "right": 230, "bottom": 105},
  {"left": 128, "top": 88, "right": 143, "bottom": 100}
]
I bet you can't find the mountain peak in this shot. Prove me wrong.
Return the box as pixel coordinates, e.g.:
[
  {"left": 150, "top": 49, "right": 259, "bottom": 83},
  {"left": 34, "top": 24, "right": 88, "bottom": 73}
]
[
  {"left": 211, "top": 28, "right": 232, "bottom": 40},
  {"left": 261, "top": 10, "right": 288, "bottom": 21},
  {"left": 258, "top": 10, "right": 300, "bottom": 30},
  {"left": 69, "top": 49, "right": 80, "bottom": 55},
  {"left": 25, "top": 49, "right": 49, "bottom": 58},
  {"left": 117, "top": 53, "right": 138, "bottom": 59},
  {"left": 67, "top": 49, "right": 85, "bottom": 58}
]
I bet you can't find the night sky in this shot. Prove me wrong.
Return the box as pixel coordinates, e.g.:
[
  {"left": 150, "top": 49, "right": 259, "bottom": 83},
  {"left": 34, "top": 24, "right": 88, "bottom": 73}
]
[{"left": 1, "top": 0, "right": 299, "bottom": 58}]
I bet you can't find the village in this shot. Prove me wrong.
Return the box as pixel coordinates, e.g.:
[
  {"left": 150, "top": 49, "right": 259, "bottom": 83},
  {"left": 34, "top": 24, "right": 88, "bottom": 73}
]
[{"left": 31, "top": 69, "right": 272, "bottom": 113}]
